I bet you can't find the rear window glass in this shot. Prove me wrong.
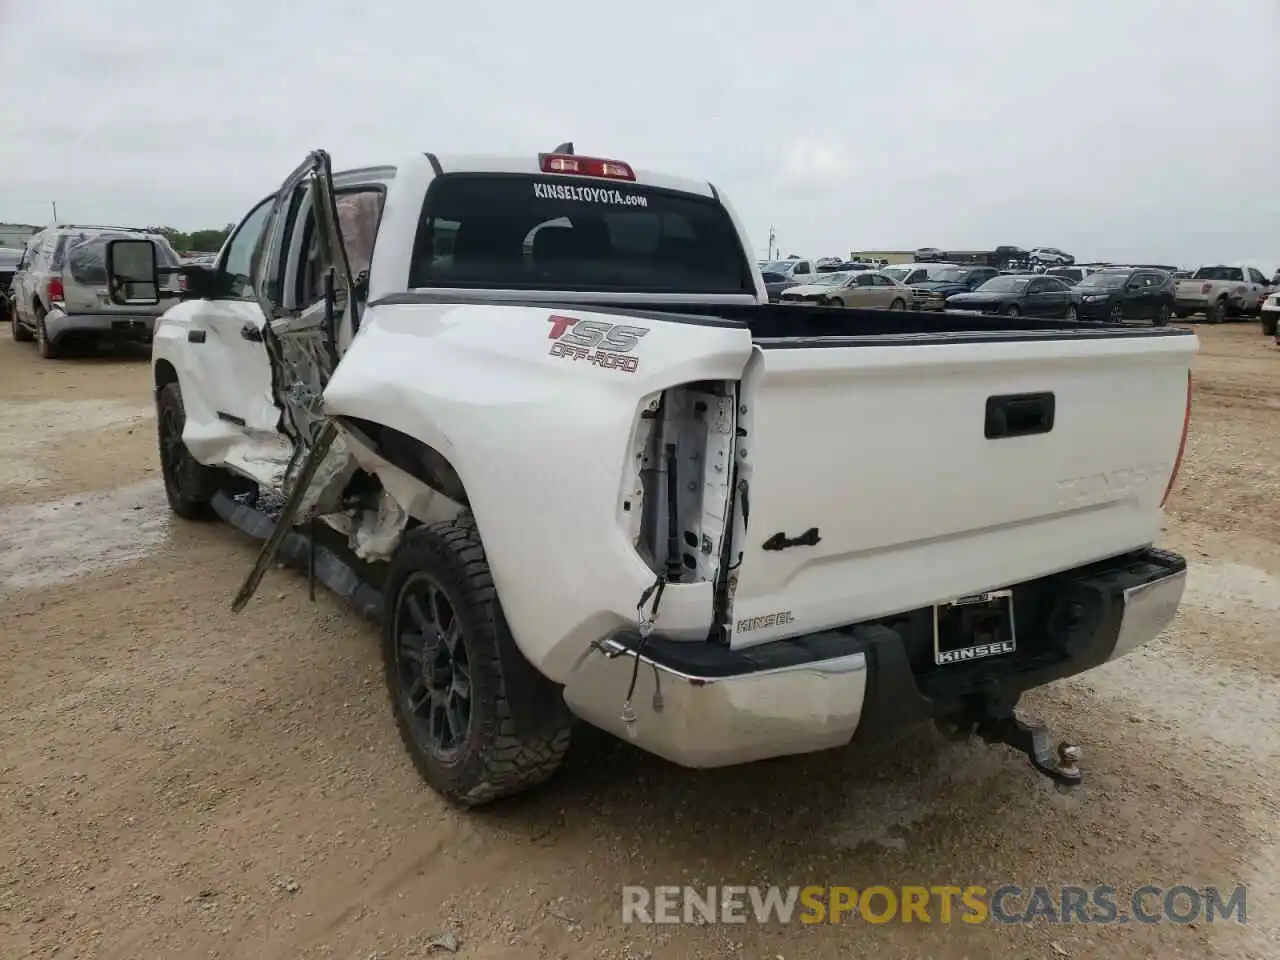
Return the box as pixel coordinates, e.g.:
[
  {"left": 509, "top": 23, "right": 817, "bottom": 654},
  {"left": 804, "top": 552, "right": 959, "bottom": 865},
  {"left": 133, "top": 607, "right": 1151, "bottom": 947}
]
[
  {"left": 407, "top": 174, "right": 753, "bottom": 295},
  {"left": 66, "top": 234, "right": 179, "bottom": 284},
  {"left": 51, "top": 236, "right": 72, "bottom": 270}
]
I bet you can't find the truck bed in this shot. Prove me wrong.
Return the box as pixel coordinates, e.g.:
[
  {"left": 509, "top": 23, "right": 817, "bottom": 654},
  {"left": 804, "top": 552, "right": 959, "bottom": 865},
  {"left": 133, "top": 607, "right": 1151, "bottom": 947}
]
[
  {"left": 355, "top": 292, "right": 1196, "bottom": 654},
  {"left": 608, "top": 301, "right": 1191, "bottom": 342},
  {"left": 372, "top": 293, "right": 1191, "bottom": 343}
]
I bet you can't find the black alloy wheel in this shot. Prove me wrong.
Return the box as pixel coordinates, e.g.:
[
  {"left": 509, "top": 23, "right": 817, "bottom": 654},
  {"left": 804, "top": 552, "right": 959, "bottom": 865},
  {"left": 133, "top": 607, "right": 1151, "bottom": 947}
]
[
  {"left": 154, "top": 382, "right": 226, "bottom": 519},
  {"left": 381, "top": 519, "right": 573, "bottom": 807},
  {"left": 159, "top": 401, "right": 186, "bottom": 489},
  {"left": 392, "top": 572, "right": 473, "bottom": 760}
]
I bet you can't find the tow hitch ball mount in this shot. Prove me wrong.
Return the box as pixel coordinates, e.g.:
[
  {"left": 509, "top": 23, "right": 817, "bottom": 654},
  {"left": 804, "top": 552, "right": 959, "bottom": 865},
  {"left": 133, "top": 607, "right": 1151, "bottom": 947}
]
[
  {"left": 977, "top": 714, "right": 1082, "bottom": 788},
  {"left": 941, "top": 697, "right": 1083, "bottom": 788}
]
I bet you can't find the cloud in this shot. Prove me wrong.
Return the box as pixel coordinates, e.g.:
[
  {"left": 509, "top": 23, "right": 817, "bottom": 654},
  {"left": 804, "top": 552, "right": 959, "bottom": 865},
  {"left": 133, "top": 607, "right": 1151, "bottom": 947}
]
[
  {"left": 779, "top": 140, "right": 851, "bottom": 184},
  {"left": 0, "top": 0, "right": 1275, "bottom": 268}
]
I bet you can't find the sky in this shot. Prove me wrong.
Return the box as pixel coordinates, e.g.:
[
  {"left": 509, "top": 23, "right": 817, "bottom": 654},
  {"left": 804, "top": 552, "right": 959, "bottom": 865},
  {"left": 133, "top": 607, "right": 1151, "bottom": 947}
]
[{"left": 1, "top": 0, "right": 1276, "bottom": 268}]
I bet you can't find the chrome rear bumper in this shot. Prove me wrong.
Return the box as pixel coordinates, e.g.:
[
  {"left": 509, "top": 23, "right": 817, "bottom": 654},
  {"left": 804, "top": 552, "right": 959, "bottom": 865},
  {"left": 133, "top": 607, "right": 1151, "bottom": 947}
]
[
  {"left": 564, "top": 643, "right": 868, "bottom": 768},
  {"left": 561, "top": 549, "right": 1186, "bottom": 769},
  {"left": 1109, "top": 567, "right": 1186, "bottom": 660}
]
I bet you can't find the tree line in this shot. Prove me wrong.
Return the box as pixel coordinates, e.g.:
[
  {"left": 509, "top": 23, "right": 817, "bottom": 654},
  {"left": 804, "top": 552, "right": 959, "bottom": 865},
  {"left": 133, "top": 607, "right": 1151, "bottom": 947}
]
[{"left": 147, "top": 224, "right": 235, "bottom": 254}]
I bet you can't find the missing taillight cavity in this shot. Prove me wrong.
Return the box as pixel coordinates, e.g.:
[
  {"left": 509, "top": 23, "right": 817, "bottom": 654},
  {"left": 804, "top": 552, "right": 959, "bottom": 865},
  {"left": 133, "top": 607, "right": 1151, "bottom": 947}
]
[
  {"left": 538, "top": 153, "right": 636, "bottom": 181},
  {"left": 630, "top": 382, "right": 736, "bottom": 588},
  {"left": 1161, "top": 370, "right": 1193, "bottom": 507}
]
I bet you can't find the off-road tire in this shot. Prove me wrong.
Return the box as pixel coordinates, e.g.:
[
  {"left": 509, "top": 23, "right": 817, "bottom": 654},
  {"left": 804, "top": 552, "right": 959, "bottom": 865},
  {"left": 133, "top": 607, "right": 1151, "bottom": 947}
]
[
  {"left": 382, "top": 517, "right": 572, "bottom": 807},
  {"left": 34, "top": 306, "right": 59, "bottom": 358},
  {"left": 1261, "top": 313, "right": 1277, "bottom": 337},
  {"left": 156, "top": 383, "right": 224, "bottom": 520},
  {"left": 10, "top": 306, "right": 33, "bottom": 342}
]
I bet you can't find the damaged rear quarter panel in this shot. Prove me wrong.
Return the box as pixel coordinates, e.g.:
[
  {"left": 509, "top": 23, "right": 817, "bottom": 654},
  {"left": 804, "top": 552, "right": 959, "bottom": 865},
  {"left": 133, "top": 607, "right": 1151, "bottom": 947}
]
[{"left": 320, "top": 301, "right": 754, "bottom": 681}]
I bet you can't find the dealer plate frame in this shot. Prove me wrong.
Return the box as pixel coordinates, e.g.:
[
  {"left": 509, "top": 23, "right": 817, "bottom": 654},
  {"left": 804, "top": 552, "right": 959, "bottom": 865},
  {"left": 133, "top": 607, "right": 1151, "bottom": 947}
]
[{"left": 933, "top": 589, "right": 1017, "bottom": 666}]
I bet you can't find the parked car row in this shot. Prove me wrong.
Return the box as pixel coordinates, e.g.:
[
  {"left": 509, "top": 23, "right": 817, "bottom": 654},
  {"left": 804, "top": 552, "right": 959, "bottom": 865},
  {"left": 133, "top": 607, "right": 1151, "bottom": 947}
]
[
  {"left": 777, "top": 269, "right": 911, "bottom": 309},
  {"left": 953, "top": 265, "right": 1276, "bottom": 327},
  {"left": 765, "top": 256, "right": 1277, "bottom": 331}
]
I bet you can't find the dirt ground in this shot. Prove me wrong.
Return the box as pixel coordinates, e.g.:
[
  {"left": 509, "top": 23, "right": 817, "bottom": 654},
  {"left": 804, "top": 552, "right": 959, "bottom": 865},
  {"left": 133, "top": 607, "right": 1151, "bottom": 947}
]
[{"left": 1, "top": 324, "right": 1278, "bottom": 960}]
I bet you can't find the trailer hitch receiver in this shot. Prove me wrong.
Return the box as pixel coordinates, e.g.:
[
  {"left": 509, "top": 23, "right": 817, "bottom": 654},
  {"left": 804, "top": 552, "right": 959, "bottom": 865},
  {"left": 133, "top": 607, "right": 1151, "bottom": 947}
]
[{"left": 940, "top": 695, "right": 1083, "bottom": 788}]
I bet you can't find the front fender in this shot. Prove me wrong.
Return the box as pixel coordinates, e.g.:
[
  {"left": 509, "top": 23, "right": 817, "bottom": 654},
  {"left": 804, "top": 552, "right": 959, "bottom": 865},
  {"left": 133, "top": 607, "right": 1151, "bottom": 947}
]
[
  {"left": 150, "top": 304, "right": 230, "bottom": 467},
  {"left": 322, "top": 301, "right": 754, "bottom": 680}
]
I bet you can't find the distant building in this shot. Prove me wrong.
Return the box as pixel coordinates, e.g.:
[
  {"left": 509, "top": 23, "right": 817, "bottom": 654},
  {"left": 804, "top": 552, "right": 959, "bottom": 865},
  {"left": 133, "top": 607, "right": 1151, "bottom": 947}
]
[{"left": 0, "top": 223, "right": 40, "bottom": 248}]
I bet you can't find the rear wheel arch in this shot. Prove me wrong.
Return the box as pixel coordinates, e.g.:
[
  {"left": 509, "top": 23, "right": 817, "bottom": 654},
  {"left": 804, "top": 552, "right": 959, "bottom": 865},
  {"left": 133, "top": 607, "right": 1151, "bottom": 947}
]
[{"left": 335, "top": 415, "right": 469, "bottom": 507}]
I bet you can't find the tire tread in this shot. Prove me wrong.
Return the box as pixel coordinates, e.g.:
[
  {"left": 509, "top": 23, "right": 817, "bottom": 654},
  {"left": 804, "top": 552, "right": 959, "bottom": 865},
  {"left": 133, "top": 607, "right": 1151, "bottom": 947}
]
[
  {"left": 383, "top": 515, "right": 571, "bottom": 807},
  {"left": 157, "top": 383, "right": 222, "bottom": 520}
]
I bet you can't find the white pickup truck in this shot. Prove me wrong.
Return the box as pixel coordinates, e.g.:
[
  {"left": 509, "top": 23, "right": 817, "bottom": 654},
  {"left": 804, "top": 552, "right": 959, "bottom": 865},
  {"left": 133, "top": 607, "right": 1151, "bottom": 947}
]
[
  {"left": 1174, "top": 264, "right": 1273, "bottom": 322},
  {"left": 103, "top": 147, "right": 1196, "bottom": 807}
]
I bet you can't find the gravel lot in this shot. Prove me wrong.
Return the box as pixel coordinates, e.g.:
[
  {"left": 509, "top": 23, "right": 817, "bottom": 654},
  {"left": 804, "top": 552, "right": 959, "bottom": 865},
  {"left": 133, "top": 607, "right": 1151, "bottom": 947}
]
[{"left": 1, "top": 324, "right": 1278, "bottom": 959}]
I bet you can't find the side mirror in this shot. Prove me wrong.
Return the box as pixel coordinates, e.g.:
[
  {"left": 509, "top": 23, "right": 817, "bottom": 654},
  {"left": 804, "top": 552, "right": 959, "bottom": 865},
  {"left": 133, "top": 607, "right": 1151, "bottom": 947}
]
[
  {"left": 178, "top": 262, "right": 223, "bottom": 299},
  {"left": 105, "top": 239, "right": 160, "bottom": 306}
]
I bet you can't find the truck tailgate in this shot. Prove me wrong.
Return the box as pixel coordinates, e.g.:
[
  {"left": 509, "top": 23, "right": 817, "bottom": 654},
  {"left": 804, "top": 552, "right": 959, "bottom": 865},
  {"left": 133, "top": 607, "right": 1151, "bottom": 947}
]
[
  {"left": 1175, "top": 279, "right": 1209, "bottom": 300},
  {"left": 728, "top": 330, "right": 1196, "bottom": 649}
]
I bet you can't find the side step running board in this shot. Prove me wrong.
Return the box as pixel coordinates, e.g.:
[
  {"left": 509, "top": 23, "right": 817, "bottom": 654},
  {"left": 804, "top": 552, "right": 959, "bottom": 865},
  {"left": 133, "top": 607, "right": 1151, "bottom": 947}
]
[
  {"left": 211, "top": 490, "right": 384, "bottom": 620},
  {"left": 231, "top": 421, "right": 339, "bottom": 613}
]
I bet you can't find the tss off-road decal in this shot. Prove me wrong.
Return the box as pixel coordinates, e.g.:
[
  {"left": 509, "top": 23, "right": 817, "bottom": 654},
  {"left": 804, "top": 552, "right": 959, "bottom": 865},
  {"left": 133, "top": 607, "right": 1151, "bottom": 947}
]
[{"left": 546, "top": 315, "right": 649, "bottom": 373}]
